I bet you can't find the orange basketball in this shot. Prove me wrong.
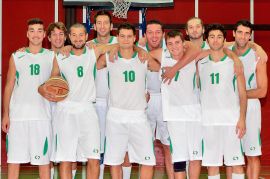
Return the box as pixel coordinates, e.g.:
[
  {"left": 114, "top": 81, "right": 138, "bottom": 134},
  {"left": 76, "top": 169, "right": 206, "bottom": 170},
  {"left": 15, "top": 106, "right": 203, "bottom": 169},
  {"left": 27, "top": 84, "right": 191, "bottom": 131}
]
[{"left": 44, "top": 76, "right": 69, "bottom": 102}]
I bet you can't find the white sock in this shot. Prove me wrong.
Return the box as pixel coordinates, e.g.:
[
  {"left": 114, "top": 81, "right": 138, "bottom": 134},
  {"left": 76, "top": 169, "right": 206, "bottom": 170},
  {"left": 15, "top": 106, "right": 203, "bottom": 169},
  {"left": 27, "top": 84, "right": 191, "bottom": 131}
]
[
  {"left": 122, "top": 166, "right": 132, "bottom": 179},
  {"left": 208, "top": 174, "right": 220, "bottom": 179},
  {"left": 50, "top": 167, "right": 54, "bottom": 179},
  {"left": 99, "top": 164, "right": 105, "bottom": 179},
  {"left": 232, "top": 173, "right": 245, "bottom": 179},
  {"left": 72, "top": 169, "right": 77, "bottom": 179}
]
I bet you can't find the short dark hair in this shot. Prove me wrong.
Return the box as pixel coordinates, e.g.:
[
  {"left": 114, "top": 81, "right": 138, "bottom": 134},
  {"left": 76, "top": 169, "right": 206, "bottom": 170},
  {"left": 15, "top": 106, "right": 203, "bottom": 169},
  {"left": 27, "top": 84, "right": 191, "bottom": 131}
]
[
  {"left": 234, "top": 19, "right": 253, "bottom": 33},
  {"left": 117, "top": 22, "right": 136, "bottom": 35},
  {"left": 166, "top": 30, "right": 184, "bottom": 42},
  {"left": 185, "top": 17, "right": 204, "bottom": 30},
  {"left": 69, "top": 23, "right": 87, "bottom": 34},
  {"left": 94, "top": 10, "right": 112, "bottom": 24},
  {"left": 146, "top": 19, "right": 164, "bottom": 32},
  {"left": 47, "top": 22, "right": 67, "bottom": 37},
  {"left": 27, "top": 18, "right": 44, "bottom": 26},
  {"left": 205, "top": 23, "right": 226, "bottom": 39}
]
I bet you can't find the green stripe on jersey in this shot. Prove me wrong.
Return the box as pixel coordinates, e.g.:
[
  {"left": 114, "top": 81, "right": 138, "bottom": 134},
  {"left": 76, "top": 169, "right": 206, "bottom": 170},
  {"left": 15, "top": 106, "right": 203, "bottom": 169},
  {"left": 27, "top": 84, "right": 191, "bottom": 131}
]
[
  {"left": 241, "top": 48, "right": 251, "bottom": 57},
  {"left": 6, "top": 135, "right": 8, "bottom": 153},
  {"left": 258, "top": 129, "right": 261, "bottom": 146},
  {"left": 193, "top": 72, "right": 196, "bottom": 89},
  {"left": 209, "top": 54, "right": 227, "bottom": 62},
  {"left": 93, "top": 63, "right": 97, "bottom": 80},
  {"left": 55, "top": 134, "right": 58, "bottom": 152},
  {"left": 61, "top": 72, "right": 67, "bottom": 81},
  {"left": 248, "top": 73, "right": 255, "bottom": 89},
  {"left": 43, "top": 137, "right": 48, "bottom": 156},
  {"left": 202, "top": 139, "right": 204, "bottom": 157},
  {"left": 233, "top": 75, "right": 237, "bottom": 91},
  {"left": 104, "top": 137, "right": 107, "bottom": 154},
  {"left": 240, "top": 140, "right": 244, "bottom": 156},
  {"left": 169, "top": 137, "right": 173, "bottom": 154},
  {"left": 107, "top": 72, "right": 110, "bottom": 89},
  {"left": 16, "top": 71, "right": 19, "bottom": 86}
]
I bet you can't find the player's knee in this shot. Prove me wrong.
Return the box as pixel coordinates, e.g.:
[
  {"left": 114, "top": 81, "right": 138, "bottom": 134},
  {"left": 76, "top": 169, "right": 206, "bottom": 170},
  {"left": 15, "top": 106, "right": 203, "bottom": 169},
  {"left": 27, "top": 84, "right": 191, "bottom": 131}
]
[{"left": 173, "top": 161, "right": 186, "bottom": 172}]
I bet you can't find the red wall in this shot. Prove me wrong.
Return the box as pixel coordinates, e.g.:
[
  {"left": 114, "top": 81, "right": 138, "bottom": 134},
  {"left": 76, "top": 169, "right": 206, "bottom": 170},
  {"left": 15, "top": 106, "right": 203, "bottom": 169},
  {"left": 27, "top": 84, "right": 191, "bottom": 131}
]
[{"left": 2, "top": 0, "right": 270, "bottom": 165}]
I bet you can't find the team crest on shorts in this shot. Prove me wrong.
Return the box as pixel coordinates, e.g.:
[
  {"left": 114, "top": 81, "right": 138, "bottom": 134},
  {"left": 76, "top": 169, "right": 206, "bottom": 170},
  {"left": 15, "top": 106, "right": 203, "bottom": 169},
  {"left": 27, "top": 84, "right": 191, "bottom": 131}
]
[
  {"left": 93, "top": 149, "right": 99, "bottom": 153},
  {"left": 233, "top": 156, "right": 239, "bottom": 161},
  {"left": 145, "top": 156, "right": 151, "bottom": 160}
]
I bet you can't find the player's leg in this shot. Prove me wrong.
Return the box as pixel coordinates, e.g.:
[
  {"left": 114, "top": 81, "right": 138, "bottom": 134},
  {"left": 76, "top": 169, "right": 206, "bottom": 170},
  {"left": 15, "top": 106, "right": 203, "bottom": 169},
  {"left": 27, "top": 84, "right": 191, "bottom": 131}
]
[
  {"left": 224, "top": 126, "right": 245, "bottom": 179},
  {"left": 71, "top": 162, "right": 77, "bottom": 179},
  {"left": 87, "top": 159, "right": 100, "bottom": 179},
  {"left": 208, "top": 167, "right": 220, "bottom": 179},
  {"left": 162, "top": 144, "right": 174, "bottom": 179},
  {"left": 39, "top": 164, "right": 51, "bottom": 179},
  {"left": 225, "top": 167, "right": 232, "bottom": 179},
  {"left": 111, "top": 165, "right": 123, "bottom": 179},
  {"left": 140, "top": 165, "right": 154, "bottom": 179},
  {"left": 50, "top": 162, "right": 55, "bottom": 179},
  {"left": 188, "top": 160, "right": 201, "bottom": 179},
  {"left": 122, "top": 152, "right": 132, "bottom": 179},
  {"left": 8, "top": 164, "right": 20, "bottom": 179},
  {"left": 60, "top": 162, "right": 72, "bottom": 179},
  {"left": 243, "top": 100, "right": 262, "bottom": 179}
]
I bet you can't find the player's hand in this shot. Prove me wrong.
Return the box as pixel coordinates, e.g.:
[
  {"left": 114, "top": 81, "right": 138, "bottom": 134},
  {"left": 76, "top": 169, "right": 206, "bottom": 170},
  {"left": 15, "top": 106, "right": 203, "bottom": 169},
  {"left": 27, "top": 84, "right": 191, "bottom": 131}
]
[
  {"left": 138, "top": 50, "right": 148, "bottom": 63},
  {"left": 2, "top": 115, "right": 10, "bottom": 133},
  {"left": 16, "top": 47, "right": 26, "bottom": 52},
  {"left": 108, "top": 46, "right": 119, "bottom": 63},
  {"left": 138, "top": 36, "right": 147, "bottom": 47},
  {"left": 60, "top": 45, "right": 72, "bottom": 57},
  {"left": 86, "top": 41, "right": 97, "bottom": 49},
  {"left": 236, "top": 118, "right": 246, "bottom": 139},
  {"left": 145, "top": 91, "right": 150, "bottom": 103},
  {"left": 161, "top": 66, "right": 177, "bottom": 85},
  {"left": 38, "top": 84, "right": 57, "bottom": 102}
]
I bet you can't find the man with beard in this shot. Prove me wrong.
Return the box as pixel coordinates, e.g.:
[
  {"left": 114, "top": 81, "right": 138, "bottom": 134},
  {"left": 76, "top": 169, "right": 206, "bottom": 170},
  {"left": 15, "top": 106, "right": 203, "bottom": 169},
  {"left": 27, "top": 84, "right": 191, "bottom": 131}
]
[
  {"left": 39, "top": 23, "right": 117, "bottom": 179},
  {"left": 231, "top": 20, "right": 267, "bottom": 179}
]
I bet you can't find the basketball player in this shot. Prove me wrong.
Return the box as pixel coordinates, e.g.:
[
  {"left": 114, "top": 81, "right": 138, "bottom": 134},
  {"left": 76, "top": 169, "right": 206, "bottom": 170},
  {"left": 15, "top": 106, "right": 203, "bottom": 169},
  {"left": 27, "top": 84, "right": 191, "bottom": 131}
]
[
  {"left": 138, "top": 20, "right": 174, "bottom": 179},
  {"left": 94, "top": 22, "right": 161, "bottom": 179},
  {"left": 198, "top": 23, "right": 247, "bottom": 179},
  {"left": 39, "top": 23, "right": 118, "bottom": 179},
  {"left": 2, "top": 18, "right": 53, "bottom": 179},
  {"left": 231, "top": 20, "right": 268, "bottom": 179},
  {"left": 88, "top": 10, "right": 133, "bottom": 179}
]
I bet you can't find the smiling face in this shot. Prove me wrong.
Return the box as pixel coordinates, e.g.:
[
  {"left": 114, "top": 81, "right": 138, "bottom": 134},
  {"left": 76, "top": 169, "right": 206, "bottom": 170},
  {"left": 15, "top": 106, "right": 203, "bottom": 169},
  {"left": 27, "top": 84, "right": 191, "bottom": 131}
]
[
  {"left": 145, "top": 23, "right": 163, "bottom": 49},
  {"left": 69, "top": 26, "right": 88, "bottom": 49},
  {"left": 27, "top": 24, "right": 45, "bottom": 46},
  {"left": 166, "top": 35, "right": 184, "bottom": 57},
  {"left": 48, "top": 27, "right": 66, "bottom": 49},
  {"left": 117, "top": 29, "right": 136, "bottom": 49},
  {"left": 233, "top": 25, "right": 252, "bottom": 48}
]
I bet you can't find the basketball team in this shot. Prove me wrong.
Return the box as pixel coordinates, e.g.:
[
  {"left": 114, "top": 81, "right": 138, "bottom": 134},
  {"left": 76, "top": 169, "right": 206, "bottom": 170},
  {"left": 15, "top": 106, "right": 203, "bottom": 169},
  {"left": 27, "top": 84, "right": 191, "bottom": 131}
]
[{"left": 2, "top": 10, "right": 268, "bottom": 179}]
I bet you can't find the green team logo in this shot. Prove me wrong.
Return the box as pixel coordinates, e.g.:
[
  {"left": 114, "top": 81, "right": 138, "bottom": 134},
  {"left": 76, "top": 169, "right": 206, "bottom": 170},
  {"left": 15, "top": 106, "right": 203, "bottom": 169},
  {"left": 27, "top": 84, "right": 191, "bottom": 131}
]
[
  {"left": 250, "top": 146, "right": 256, "bottom": 151},
  {"left": 29, "top": 64, "right": 40, "bottom": 75},
  {"left": 77, "top": 66, "right": 84, "bottom": 77},
  {"left": 93, "top": 149, "right": 99, "bottom": 153},
  {"left": 123, "top": 70, "right": 135, "bottom": 82},
  {"left": 233, "top": 156, "right": 239, "bottom": 160},
  {"left": 210, "top": 72, "right": 219, "bottom": 84},
  {"left": 35, "top": 155, "right": 40, "bottom": 160},
  {"left": 145, "top": 156, "right": 151, "bottom": 160}
]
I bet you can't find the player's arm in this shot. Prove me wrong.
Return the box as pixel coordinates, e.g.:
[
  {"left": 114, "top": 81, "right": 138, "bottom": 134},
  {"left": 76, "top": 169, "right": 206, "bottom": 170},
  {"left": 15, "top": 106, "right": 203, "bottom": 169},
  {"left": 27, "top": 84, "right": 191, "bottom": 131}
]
[
  {"left": 38, "top": 57, "right": 60, "bottom": 102},
  {"left": 248, "top": 42, "right": 268, "bottom": 62},
  {"left": 223, "top": 48, "right": 244, "bottom": 76},
  {"left": 162, "top": 41, "right": 201, "bottom": 83},
  {"left": 96, "top": 54, "right": 107, "bottom": 70},
  {"left": 2, "top": 56, "right": 16, "bottom": 133},
  {"left": 247, "top": 60, "right": 268, "bottom": 98},
  {"left": 94, "top": 43, "right": 119, "bottom": 60},
  {"left": 236, "top": 71, "right": 247, "bottom": 139}
]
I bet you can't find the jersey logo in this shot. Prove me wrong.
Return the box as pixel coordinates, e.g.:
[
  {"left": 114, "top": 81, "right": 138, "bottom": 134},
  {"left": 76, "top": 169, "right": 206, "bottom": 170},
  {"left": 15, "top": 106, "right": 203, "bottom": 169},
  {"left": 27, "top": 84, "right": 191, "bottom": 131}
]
[
  {"left": 232, "top": 156, "right": 239, "bottom": 160},
  {"left": 35, "top": 155, "right": 41, "bottom": 160},
  {"left": 249, "top": 146, "right": 256, "bottom": 151},
  {"left": 145, "top": 156, "right": 151, "bottom": 160},
  {"left": 93, "top": 149, "right": 99, "bottom": 153}
]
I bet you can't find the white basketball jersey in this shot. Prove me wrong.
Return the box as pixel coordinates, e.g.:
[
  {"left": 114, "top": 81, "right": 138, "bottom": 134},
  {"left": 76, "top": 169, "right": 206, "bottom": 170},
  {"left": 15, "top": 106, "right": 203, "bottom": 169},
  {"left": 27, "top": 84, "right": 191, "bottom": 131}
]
[
  {"left": 139, "top": 41, "right": 166, "bottom": 93},
  {"left": 198, "top": 55, "right": 240, "bottom": 126},
  {"left": 161, "top": 49, "right": 201, "bottom": 121},
  {"left": 106, "top": 52, "right": 148, "bottom": 110},
  {"left": 90, "top": 36, "right": 117, "bottom": 99},
  {"left": 56, "top": 48, "right": 96, "bottom": 102},
  {"left": 231, "top": 47, "right": 258, "bottom": 90},
  {"left": 10, "top": 48, "right": 54, "bottom": 121},
  {"left": 201, "top": 41, "right": 210, "bottom": 50}
]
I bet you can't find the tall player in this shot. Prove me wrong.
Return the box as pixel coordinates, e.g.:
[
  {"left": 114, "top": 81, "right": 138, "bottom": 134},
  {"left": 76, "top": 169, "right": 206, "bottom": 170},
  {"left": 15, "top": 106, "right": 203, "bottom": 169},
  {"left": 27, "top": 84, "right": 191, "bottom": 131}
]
[
  {"left": 231, "top": 20, "right": 267, "bottom": 179},
  {"left": 2, "top": 18, "right": 54, "bottom": 179},
  {"left": 139, "top": 20, "right": 174, "bottom": 179},
  {"left": 198, "top": 23, "right": 247, "bottom": 179}
]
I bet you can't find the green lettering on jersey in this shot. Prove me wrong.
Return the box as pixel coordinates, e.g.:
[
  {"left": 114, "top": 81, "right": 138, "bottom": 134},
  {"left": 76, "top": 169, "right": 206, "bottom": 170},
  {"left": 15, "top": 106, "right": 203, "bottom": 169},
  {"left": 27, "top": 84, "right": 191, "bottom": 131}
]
[
  {"left": 210, "top": 73, "right": 219, "bottom": 84},
  {"left": 77, "top": 66, "right": 84, "bottom": 77},
  {"left": 29, "top": 64, "right": 40, "bottom": 75},
  {"left": 123, "top": 70, "right": 135, "bottom": 82}
]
